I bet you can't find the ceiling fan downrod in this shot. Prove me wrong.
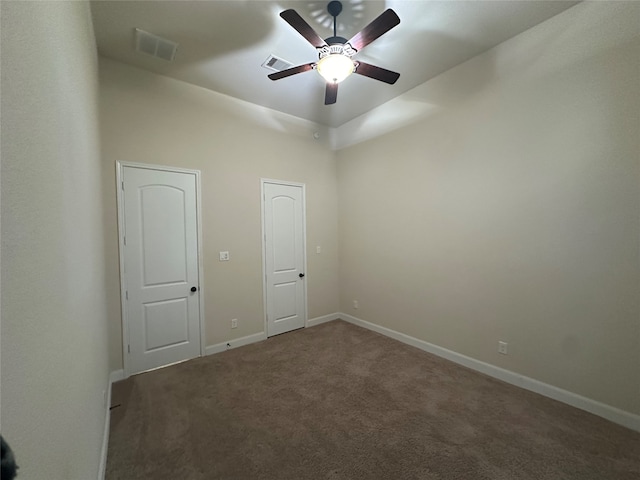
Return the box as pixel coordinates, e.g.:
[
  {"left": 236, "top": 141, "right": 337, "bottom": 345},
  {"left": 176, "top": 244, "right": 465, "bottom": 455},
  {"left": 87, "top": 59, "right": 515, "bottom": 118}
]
[
  {"left": 318, "top": 0, "right": 355, "bottom": 64},
  {"left": 325, "top": 1, "right": 350, "bottom": 46}
]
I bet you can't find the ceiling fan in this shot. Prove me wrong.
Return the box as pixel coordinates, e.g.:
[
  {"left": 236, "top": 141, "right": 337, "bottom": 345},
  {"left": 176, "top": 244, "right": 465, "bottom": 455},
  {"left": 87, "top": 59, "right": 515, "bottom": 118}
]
[{"left": 268, "top": 1, "right": 401, "bottom": 105}]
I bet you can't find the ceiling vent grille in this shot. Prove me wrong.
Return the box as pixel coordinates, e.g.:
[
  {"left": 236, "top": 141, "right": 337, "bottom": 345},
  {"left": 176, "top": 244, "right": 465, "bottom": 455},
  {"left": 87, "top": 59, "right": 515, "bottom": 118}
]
[
  {"left": 262, "top": 55, "right": 293, "bottom": 72},
  {"left": 135, "top": 28, "right": 178, "bottom": 61}
]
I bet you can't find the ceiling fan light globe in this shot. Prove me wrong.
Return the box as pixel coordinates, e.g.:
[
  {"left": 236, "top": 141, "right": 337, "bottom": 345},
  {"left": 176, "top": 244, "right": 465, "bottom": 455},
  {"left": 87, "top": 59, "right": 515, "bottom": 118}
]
[{"left": 316, "top": 54, "right": 354, "bottom": 84}]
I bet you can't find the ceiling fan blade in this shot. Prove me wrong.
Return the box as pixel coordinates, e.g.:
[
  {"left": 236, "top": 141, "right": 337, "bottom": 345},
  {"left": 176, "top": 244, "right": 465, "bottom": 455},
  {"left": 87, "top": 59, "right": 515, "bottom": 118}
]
[
  {"left": 354, "top": 62, "right": 400, "bottom": 85},
  {"left": 268, "top": 63, "right": 315, "bottom": 81},
  {"left": 347, "top": 9, "right": 400, "bottom": 52},
  {"left": 325, "top": 83, "right": 338, "bottom": 105},
  {"left": 280, "top": 9, "right": 328, "bottom": 49}
]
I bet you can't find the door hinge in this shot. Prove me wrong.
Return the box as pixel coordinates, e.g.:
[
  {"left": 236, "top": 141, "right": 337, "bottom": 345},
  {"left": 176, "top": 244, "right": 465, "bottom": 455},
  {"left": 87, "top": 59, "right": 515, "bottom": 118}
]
[
  {"left": 121, "top": 181, "right": 125, "bottom": 191},
  {"left": 125, "top": 290, "right": 129, "bottom": 300},
  {"left": 123, "top": 236, "right": 126, "bottom": 246},
  {"left": 128, "top": 344, "right": 130, "bottom": 353}
]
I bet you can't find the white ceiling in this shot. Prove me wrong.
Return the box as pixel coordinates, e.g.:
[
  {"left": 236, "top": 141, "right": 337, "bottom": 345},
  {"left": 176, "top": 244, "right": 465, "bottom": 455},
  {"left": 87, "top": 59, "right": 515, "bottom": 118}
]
[{"left": 91, "top": 0, "right": 579, "bottom": 128}]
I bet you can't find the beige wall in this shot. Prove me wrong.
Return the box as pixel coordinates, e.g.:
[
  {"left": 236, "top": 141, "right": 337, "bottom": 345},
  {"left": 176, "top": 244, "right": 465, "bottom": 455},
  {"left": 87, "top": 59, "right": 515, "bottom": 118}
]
[
  {"left": 337, "top": 2, "right": 640, "bottom": 415},
  {"left": 99, "top": 59, "right": 339, "bottom": 370},
  {"left": 1, "top": 1, "right": 111, "bottom": 478}
]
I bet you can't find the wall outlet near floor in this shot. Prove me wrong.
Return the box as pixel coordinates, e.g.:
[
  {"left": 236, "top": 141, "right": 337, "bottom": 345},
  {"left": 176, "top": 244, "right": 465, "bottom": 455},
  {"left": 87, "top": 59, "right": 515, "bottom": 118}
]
[
  {"left": 353, "top": 300, "right": 359, "bottom": 309},
  {"left": 231, "top": 318, "right": 238, "bottom": 329},
  {"left": 498, "top": 341, "right": 508, "bottom": 355}
]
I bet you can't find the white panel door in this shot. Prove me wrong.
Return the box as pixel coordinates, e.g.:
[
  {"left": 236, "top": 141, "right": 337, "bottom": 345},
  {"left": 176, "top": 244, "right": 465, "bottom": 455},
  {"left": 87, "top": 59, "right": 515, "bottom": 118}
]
[
  {"left": 263, "top": 182, "right": 306, "bottom": 337},
  {"left": 122, "top": 166, "right": 201, "bottom": 374}
]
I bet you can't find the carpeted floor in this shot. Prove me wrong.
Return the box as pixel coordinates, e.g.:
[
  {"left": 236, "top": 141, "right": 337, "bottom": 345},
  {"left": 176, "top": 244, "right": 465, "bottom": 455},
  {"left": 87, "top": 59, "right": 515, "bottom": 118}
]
[{"left": 106, "top": 320, "right": 640, "bottom": 479}]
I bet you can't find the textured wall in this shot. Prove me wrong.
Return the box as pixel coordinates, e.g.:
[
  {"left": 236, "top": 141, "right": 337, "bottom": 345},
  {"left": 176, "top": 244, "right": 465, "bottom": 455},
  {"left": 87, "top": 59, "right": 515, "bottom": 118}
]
[
  {"left": 1, "top": 1, "right": 111, "bottom": 478},
  {"left": 99, "top": 60, "right": 339, "bottom": 370},
  {"left": 336, "top": 2, "right": 640, "bottom": 415}
]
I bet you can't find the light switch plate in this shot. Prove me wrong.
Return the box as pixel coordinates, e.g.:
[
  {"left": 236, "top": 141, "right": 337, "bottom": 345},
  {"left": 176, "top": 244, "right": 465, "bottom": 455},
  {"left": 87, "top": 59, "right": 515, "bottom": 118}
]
[{"left": 219, "top": 251, "right": 230, "bottom": 261}]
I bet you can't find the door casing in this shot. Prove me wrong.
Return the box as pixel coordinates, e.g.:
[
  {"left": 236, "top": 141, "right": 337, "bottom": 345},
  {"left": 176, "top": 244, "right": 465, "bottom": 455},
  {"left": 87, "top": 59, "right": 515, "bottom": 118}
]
[
  {"left": 116, "top": 161, "right": 206, "bottom": 378},
  {"left": 261, "top": 178, "right": 308, "bottom": 337}
]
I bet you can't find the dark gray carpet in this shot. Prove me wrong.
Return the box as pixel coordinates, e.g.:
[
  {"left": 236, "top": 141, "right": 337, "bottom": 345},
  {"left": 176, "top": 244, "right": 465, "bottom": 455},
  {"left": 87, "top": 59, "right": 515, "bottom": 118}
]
[{"left": 106, "top": 320, "right": 640, "bottom": 479}]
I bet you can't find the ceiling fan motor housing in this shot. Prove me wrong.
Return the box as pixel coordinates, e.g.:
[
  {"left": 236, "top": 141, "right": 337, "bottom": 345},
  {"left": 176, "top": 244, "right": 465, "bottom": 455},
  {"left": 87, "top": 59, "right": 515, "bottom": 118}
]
[
  {"left": 324, "top": 36, "right": 349, "bottom": 46},
  {"left": 318, "top": 43, "right": 356, "bottom": 60}
]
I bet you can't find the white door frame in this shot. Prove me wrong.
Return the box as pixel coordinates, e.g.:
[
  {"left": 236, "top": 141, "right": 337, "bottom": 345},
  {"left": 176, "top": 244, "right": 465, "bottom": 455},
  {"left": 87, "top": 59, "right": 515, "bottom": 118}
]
[
  {"left": 261, "top": 178, "right": 308, "bottom": 336},
  {"left": 116, "top": 161, "right": 206, "bottom": 378}
]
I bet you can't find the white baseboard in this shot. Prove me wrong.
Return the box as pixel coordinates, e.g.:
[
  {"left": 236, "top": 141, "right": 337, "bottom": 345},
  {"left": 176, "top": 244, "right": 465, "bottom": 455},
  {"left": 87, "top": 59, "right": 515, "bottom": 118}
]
[
  {"left": 203, "top": 315, "right": 341, "bottom": 355},
  {"left": 307, "top": 313, "right": 340, "bottom": 327},
  {"left": 98, "top": 369, "right": 125, "bottom": 479},
  {"left": 338, "top": 313, "right": 640, "bottom": 432},
  {"left": 205, "top": 331, "right": 267, "bottom": 356},
  {"left": 203, "top": 315, "right": 338, "bottom": 356},
  {"left": 98, "top": 380, "right": 110, "bottom": 480}
]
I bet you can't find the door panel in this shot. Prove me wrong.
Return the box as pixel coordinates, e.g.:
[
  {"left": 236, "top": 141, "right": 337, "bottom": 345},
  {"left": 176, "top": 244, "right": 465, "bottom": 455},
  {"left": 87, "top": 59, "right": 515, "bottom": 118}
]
[
  {"left": 272, "top": 197, "right": 296, "bottom": 270},
  {"left": 274, "top": 282, "right": 298, "bottom": 320},
  {"left": 140, "top": 186, "right": 188, "bottom": 285},
  {"left": 122, "top": 166, "right": 201, "bottom": 374},
  {"left": 264, "top": 182, "right": 306, "bottom": 337},
  {"left": 144, "top": 298, "right": 189, "bottom": 351}
]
